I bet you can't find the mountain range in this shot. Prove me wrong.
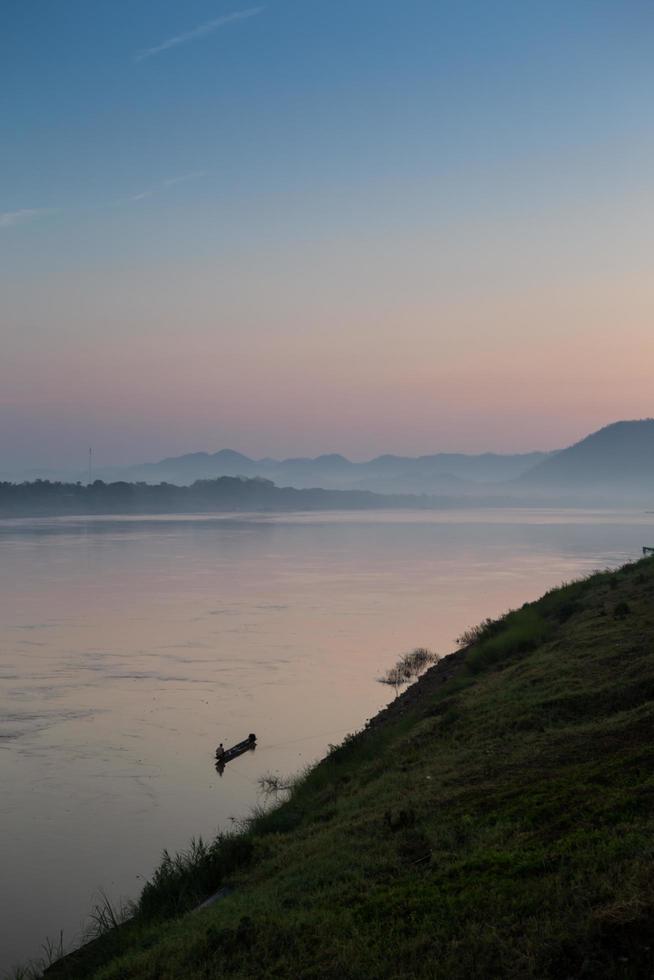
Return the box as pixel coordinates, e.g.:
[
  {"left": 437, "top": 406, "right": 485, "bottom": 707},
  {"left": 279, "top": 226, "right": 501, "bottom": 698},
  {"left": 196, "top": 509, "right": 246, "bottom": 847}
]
[
  {"left": 102, "top": 419, "right": 654, "bottom": 499},
  {"left": 96, "top": 448, "right": 551, "bottom": 495},
  {"left": 7, "top": 419, "right": 654, "bottom": 505}
]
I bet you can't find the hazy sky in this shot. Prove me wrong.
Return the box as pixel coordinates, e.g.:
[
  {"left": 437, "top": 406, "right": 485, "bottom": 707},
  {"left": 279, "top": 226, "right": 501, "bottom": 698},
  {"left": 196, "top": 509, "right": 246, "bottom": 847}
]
[{"left": 2, "top": 0, "right": 654, "bottom": 470}]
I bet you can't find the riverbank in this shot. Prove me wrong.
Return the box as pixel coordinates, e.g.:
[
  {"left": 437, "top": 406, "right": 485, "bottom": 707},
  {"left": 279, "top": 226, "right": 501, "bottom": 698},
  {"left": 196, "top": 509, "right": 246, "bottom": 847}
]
[{"left": 40, "top": 556, "right": 654, "bottom": 977}]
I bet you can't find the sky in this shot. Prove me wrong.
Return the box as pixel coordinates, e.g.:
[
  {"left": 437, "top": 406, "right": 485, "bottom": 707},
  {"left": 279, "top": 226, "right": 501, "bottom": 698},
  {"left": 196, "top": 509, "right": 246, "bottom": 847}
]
[{"left": 2, "top": 0, "right": 654, "bottom": 472}]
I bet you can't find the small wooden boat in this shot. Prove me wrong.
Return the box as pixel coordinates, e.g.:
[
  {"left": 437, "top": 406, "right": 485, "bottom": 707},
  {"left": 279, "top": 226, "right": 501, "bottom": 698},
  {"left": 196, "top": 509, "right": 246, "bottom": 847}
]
[{"left": 215, "top": 733, "right": 256, "bottom": 767}]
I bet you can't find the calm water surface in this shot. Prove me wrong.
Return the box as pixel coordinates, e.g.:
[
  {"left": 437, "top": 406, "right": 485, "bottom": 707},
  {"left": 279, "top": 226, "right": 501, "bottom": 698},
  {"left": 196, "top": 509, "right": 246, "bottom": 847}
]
[{"left": 1, "top": 508, "right": 653, "bottom": 970}]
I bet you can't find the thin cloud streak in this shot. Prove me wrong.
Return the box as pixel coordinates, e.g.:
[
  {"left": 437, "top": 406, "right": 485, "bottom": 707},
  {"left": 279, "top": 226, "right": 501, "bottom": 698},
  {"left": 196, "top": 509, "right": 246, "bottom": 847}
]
[
  {"left": 0, "top": 208, "right": 55, "bottom": 229},
  {"left": 134, "top": 7, "right": 264, "bottom": 62},
  {"left": 1, "top": 173, "right": 209, "bottom": 230},
  {"left": 125, "top": 171, "right": 210, "bottom": 203},
  {"left": 161, "top": 171, "right": 209, "bottom": 188}
]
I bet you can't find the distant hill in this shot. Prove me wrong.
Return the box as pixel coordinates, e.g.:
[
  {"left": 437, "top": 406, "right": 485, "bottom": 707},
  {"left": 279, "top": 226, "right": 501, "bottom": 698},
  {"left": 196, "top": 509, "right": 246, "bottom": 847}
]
[
  {"left": 94, "top": 449, "right": 551, "bottom": 494},
  {"left": 517, "top": 419, "right": 654, "bottom": 493}
]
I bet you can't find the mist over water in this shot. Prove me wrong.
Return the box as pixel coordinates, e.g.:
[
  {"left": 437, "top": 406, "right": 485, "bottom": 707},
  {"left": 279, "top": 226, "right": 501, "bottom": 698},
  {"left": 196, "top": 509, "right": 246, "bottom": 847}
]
[{"left": 1, "top": 508, "right": 653, "bottom": 970}]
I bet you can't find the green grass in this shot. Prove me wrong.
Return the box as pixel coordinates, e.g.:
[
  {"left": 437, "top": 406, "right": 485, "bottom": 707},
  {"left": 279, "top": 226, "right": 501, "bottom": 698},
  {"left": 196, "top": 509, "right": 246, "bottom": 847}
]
[{"left": 43, "top": 557, "right": 654, "bottom": 979}]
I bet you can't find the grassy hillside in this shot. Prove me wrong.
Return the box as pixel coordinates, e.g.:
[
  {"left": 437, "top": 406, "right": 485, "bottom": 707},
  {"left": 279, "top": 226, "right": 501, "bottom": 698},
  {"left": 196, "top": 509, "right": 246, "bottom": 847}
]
[{"left": 44, "top": 557, "right": 654, "bottom": 979}]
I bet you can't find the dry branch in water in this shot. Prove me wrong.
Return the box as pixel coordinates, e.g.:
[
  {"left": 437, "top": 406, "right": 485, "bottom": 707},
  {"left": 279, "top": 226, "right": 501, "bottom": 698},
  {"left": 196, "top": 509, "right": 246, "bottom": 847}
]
[
  {"left": 257, "top": 772, "right": 295, "bottom": 797},
  {"left": 378, "top": 647, "right": 440, "bottom": 695}
]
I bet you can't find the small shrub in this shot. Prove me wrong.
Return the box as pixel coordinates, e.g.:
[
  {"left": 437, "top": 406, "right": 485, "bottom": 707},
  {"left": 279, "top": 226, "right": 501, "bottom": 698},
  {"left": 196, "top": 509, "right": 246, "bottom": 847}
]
[
  {"left": 138, "top": 835, "right": 253, "bottom": 919},
  {"left": 466, "top": 609, "right": 551, "bottom": 674},
  {"left": 378, "top": 648, "right": 440, "bottom": 695},
  {"left": 87, "top": 892, "right": 133, "bottom": 939},
  {"left": 455, "top": 618, "right": 501, "bottom": 649},
  {"left": 613, "top": 601, "right": 631, "bottom": 620}
]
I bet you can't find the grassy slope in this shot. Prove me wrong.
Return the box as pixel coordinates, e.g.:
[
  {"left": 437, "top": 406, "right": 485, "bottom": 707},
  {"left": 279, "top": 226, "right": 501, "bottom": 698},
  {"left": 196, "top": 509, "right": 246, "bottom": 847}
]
[{"left": 47, "top": 558, "right": 654, "bottom": 979}]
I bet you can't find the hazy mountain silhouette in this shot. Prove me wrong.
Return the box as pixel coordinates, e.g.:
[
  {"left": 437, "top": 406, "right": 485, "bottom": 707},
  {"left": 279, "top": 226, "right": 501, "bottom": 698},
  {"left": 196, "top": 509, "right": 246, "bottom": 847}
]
[
  {"left": 7, "top": 421, "right": 653, "bottom": 513},
  {"left": 99, "top": 449, "right": 550, "bottom": 493},
  {"left": 517, "top": 419, "right": 654, "bottom": 493}
]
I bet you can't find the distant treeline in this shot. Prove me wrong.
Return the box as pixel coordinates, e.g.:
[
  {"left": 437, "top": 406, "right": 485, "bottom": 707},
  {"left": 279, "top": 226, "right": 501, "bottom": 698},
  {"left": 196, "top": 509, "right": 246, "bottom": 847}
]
[{"left": 0, "top": 477, "right": 438, "bottom": 517}]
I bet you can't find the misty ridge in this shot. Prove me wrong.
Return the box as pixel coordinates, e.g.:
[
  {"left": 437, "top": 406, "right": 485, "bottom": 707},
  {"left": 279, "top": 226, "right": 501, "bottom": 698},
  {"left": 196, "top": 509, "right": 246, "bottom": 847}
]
[
  {"left": 110, "top": 448, "right": 550, "bottom": 494},
  {"left": 2, "top": 419, "right": 654, "bottom": 517},
  {"left": 73, "top": 419, "right": 654, "bottom": 496},
  {"left": 12, "top": 447, "right": 550, "bottom": 493}
]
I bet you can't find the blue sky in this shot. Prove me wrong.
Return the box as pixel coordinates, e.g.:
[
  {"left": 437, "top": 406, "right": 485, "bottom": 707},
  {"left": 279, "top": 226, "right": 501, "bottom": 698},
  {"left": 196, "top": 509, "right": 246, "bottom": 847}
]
[{"left": 2, "top": 1, "right": 654, "bottom": 470}]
